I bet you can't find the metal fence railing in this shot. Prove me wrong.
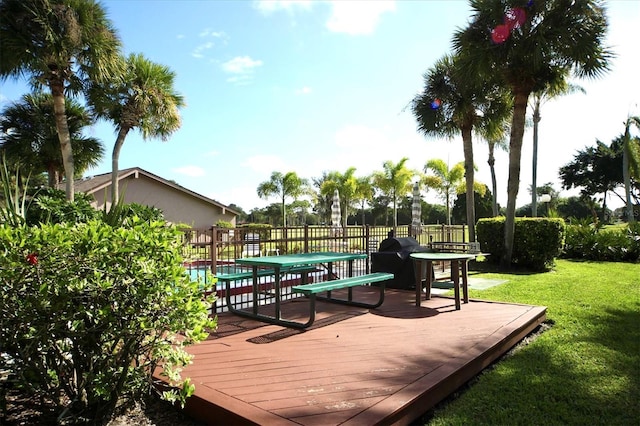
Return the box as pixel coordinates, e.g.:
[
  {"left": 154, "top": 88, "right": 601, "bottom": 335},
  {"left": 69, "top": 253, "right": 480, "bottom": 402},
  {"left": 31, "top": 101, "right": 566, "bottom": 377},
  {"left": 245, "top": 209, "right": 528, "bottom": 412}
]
[{"left": 181, "top": 224, "right": 467, "bottom": 315}]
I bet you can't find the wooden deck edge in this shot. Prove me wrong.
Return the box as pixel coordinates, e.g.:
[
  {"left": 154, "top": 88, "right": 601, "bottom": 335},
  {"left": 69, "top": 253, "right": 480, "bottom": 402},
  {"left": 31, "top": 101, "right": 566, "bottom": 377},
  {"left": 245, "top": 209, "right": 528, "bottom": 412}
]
[
  {"left": 345, "top": 305, "right": 548, "bottom": 426},
  {"left": 183, "top": 382, "right": 298, "bottom": 426}
]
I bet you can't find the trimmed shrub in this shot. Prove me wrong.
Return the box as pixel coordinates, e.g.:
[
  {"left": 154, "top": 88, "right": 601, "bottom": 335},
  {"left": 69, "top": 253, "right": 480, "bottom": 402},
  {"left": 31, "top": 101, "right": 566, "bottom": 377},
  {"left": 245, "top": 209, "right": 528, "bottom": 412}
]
[
  {"left": 0, "top": 218, "right": 216, "bottom": 423},
  {"left": 477, "top": 217, "right": 565, "bottom": 271}
]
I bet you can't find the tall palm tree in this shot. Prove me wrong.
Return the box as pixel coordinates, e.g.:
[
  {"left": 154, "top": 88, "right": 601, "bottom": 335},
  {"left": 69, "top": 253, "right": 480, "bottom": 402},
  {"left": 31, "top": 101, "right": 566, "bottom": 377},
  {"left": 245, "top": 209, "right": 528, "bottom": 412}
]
[
  {"left": 320, "top": 167, "right": 359, "bottom": 228},
  {"left": 372, "top": 158, "right": 415, "bottom": 233},
  {"left": 453, "top": 0, "right": 612, "bottom": 265},
  {"left": 354, "top": 175, "right": 374, "bottom": 226},
  {"left": 89, "top": 53, "right": 185, "bottom": 205},
  {"left": 622, "top": 115, "right": 640, "bottom": 223},
  {"left": 423, "top": 159, "right": 465, "bottom": 226},
  {"left": 485, "top": 130, "right": 509, "bottom": 217},
  {"left": 0, "top": 0, "right": 122, "bottom": 201},
  {"left": 531, "top": 76, "right": 585, "bottom": 216},
  {"left": 257, "top": 171, "right": 308, "bottom": 227},
  {"left": 411, "top": 53, "right": 511, "bottom": 242},
  {"left": 0, "top": 92, "right": 104, "bottom": 187}
]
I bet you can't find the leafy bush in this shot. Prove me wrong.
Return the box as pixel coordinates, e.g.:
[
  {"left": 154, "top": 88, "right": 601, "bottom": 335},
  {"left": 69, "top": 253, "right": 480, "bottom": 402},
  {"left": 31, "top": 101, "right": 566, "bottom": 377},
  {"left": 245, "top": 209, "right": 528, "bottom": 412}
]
[
  {"left": 25, "top": 188, "right": 98, "bottom": 225},
  {"left": 0, "top": 219, "right": 216, "bottom": 423},
  {"left": 477, "top": 217, "right": 565, "bottom": 271},
  {"left": 562, "top": 221, "right": 640, "bottom": 261}
]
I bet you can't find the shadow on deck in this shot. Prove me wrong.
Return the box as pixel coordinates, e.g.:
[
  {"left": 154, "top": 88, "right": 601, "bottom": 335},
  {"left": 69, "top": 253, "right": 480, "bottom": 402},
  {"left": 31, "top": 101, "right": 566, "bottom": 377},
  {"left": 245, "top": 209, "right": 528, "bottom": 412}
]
[{"left": 165, "top": 288, "right": 546, "bottom": 425}]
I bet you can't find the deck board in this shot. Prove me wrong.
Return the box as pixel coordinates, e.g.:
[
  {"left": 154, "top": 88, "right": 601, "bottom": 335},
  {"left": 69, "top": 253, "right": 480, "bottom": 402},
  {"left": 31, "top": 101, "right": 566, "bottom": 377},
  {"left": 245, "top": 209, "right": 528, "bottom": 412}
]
[{"left": 165, "top": 288, "right": 546, "bottom": 425}]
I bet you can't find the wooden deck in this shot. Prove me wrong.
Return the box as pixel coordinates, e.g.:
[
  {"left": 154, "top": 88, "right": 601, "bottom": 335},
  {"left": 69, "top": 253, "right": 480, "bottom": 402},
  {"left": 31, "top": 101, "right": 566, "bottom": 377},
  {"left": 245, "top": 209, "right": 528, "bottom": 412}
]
[{"left": 172, "top": 288, "right": 546, "bottom": 425}]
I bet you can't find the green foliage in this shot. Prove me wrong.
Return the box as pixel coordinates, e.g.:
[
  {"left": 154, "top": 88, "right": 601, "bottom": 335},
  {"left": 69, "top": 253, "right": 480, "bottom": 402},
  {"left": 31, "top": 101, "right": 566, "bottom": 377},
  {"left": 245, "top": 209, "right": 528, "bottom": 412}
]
[
  {"left": 215, "top": 220, "right": 233, "bottom": 228},
  {"left": 0, "top": 219, "right": 216, "bottom": 422},
  {"left": 562, "top": 221, "right": 640, "bottom": 262},
  {"left": 25, "top": 188, "right": 98, "bottom": 225},
  {"left": 101, "top": 200, "right": 164, "bottom": 227},
  {"left": 0, "top": 157, "right": 31, "bottom": 226},
  {"left": 477, "top": 217, "right": 565, "bottom": 271}
]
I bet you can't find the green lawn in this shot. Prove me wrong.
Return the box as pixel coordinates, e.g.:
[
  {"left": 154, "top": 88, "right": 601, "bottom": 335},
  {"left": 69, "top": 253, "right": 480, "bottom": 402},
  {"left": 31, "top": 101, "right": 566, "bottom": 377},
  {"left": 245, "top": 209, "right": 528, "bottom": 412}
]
[{"left": 424, "top": 259, "right": 640, "bottom": 425}]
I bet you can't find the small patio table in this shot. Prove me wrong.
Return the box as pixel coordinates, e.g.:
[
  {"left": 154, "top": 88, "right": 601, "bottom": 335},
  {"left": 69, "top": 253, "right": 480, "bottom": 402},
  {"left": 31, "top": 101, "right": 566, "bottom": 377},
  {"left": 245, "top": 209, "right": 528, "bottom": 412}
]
[
  {"left": 410, "top": 252, "right": 476, "bottom": 310},
  {"left": 232, "top": 252, "right": 366, "bottom": 328}
]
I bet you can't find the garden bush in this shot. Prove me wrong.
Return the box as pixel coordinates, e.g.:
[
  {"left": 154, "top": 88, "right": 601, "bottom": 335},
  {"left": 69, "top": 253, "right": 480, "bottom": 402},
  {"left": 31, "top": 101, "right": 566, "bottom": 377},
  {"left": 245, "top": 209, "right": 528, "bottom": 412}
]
[
  {"left": 477, "top": 217, "right": 565, "bottom": 271},
  {"left": 0, "top": 218, "right": 216, "bottom": 423},
  {"left": 562, "top": 220, "right": 640, "bottom": 261}
]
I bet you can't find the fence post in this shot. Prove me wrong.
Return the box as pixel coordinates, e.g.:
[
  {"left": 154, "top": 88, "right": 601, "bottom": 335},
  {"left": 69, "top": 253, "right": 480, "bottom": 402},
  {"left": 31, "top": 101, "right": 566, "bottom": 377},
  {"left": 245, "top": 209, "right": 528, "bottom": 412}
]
[
  {"left": 304, "top": 224, "right": 309, "bottom": 253},
  {"left": 211, "top": 227, "right": 218, "bottom": 274}
]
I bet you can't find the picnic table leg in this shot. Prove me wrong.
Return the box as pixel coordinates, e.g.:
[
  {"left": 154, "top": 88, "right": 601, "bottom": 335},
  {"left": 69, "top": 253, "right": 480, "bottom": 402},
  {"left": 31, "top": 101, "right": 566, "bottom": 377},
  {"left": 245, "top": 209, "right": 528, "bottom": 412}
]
[
  {"left": 274, "top": 266, "right": 281, "bottom": 320},
  {"left": 425, "top": 261, "right": 433, "bottom": 300},
  {"left": 414, "top": 259, "right": 427, "bottom": 306},
  {"left": 252, "top": 266, "right": 259, "bottom": 315},
  {"left": 452, "top": 260, "right": 461, "bottom": 310},
  {"left": 462, "top": 260, "right": 469, "bottom": 304},
  {"left": 347, "top": 259, "right": 354, "bottom": 302}
]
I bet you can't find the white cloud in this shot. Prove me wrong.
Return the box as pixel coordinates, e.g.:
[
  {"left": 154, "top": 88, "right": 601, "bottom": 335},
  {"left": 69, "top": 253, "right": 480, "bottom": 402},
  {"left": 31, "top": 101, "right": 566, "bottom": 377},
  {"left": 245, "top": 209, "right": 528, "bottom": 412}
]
[
  {"left": 326, "top": 0, "right": 396, "bottom": 35},
  {"left": 242, "top": 155, "right": 287, "bottom": 174},
  {"left": 191, "top": 30, "right": 227, "bottom": 58},
  {"left": 173, "top": 165, "right": 206, "bottom": 177},
  {"left": 222, "top": 56, "right": 263, "bottom": 74},
  {"left": 253, "top": 0, "right": 313, "bottom": 14},
  {"left": 199, "top": 29, "right": 227, "bottom": 39},
  {"left": 191, "top": 42, "right": 214, "bottom": 59},
  {"left": 295, "top": 86, "right": 312, "bottom": 95}
]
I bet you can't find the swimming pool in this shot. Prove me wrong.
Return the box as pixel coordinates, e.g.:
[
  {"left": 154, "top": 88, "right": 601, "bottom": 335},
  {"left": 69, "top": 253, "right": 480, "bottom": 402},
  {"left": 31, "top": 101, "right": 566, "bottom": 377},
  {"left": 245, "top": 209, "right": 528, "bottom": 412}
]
[{"left": 186, "top": 265, "right": 252, "bottom": 285}]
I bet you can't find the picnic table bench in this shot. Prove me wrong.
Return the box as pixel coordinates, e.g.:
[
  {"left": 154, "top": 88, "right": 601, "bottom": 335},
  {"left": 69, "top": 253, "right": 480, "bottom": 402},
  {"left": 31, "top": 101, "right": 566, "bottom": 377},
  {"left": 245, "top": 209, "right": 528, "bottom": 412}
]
[
  {"left": 218, "top": 265, "right": 318, "bottom": 311},
  {"left": 290, "top": 271, "right": 394, "bottom": 328}
]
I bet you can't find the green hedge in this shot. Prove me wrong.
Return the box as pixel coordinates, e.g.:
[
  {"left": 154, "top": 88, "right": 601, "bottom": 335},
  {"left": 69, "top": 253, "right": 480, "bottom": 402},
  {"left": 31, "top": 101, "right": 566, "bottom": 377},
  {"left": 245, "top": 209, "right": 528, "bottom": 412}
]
[
  {"left": 0, "top": 219, "right": 215, "bottom": 422},
  {"left": 477, "top": 217, "right": 565, "bottom": 271}
]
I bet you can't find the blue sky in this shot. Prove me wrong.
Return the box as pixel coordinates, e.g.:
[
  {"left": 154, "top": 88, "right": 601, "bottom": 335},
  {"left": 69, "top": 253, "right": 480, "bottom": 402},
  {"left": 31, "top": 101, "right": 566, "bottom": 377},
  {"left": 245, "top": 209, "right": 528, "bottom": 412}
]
[{"left": 1, "top": 0, "right": 638, "bottom": 213}]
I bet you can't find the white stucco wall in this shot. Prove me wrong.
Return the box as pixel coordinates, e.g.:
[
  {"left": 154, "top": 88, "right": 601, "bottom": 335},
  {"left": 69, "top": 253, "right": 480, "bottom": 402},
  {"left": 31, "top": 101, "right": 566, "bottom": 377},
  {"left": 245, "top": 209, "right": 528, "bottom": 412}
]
[{"left": 90, "top": 174, "right": 236, "bottom": 228}]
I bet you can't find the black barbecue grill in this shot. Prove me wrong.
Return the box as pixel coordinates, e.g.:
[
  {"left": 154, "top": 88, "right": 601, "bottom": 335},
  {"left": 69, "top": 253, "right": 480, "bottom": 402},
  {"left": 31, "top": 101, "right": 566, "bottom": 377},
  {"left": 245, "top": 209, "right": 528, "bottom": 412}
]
[{"left": 370, "top": 236, "right": 435, "bottom": 290}]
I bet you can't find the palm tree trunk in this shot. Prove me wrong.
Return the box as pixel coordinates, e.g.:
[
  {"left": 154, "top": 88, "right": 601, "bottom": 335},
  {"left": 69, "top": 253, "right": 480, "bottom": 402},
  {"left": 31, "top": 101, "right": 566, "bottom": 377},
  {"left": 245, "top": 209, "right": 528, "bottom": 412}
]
[
  {"left": 623, "top": 123, "right": 634, "bottom": 223},
  {"left": 446, "top": 190, "right": 451, "bottom": 226},
  {"left": 50, "top": 80, "right": 74, "bottom": 201},
  {"left": 111, "top": 127, "right": 129, "bottom": 205},
  {"left": 488, "top": 142, "right": 498, "bottom": 216},
  {"left": 281, "top": 194, "right": 287, "bottom": 227},
  {"left": 503, "top": 90, "right": 530, "bottom": 267},
  {"left": 462, "top": 125, "right": 476, "bottom": 242},
  {"left": 532, "top": 98, "right": 541, "bottom": 217},
  {"left": 392, "top": 195, "right": 398, "bottom": 234}
]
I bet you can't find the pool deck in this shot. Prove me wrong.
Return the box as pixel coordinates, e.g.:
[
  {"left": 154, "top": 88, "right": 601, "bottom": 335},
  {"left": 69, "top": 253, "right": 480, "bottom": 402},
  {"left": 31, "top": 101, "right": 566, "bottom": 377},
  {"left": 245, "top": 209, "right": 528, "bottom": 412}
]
[{"left": 162, "top": 287, "right": 546, "bottom": 425}]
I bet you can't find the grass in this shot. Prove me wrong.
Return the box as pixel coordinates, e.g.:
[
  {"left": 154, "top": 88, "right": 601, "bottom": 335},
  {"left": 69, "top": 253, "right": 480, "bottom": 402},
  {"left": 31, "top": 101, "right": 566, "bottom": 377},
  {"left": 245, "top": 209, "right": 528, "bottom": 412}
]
[{"left": 424, "top": 259, "right": 640, "bottom": 426}]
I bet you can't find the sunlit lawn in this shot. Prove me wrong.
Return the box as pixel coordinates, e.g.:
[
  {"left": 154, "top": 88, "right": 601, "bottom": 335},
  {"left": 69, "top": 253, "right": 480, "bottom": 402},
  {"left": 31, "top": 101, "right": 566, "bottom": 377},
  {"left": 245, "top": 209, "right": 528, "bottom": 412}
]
[{"left": 424, "top": 259, "right": 640, "bottom": 425}]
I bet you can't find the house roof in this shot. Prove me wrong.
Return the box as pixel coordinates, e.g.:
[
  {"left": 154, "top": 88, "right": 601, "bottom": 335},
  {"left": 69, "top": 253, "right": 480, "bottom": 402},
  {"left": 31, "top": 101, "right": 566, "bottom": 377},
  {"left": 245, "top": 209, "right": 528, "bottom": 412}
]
[{"left": 72, "top": 167, "right": 241, "bottom": 216}]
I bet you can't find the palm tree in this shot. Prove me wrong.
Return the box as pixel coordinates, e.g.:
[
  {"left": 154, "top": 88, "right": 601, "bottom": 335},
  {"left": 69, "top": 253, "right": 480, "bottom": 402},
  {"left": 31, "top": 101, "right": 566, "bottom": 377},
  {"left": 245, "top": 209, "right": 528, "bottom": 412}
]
[
  {"left": 453, "top": 0, "right": 612, "bottom": 265},
  {"left": 320, "top": 167, "right": 359, "bottom": 228},
  {"left": 531, "top": 76, "right": 585, "bottom": 216},
  {"left": 0, "top": 0, "right": 122, "bottom": 201},
  {"left": 372, "top": 158, "right": 415, "bottom": 233},
  {"left": 354, "top": 175, "right": 374, "bottom": 226},
  {"left": 411, "top": 53, "right": 511, "bottom": 242},
  {"left": 423, "top": 159, "right": 465, "bottom": 226},
  {"left": 485, "top": 131, "right": 509, "bottom": 217},
  {"left": 257, "top": 171, "right": 308, "bottom": 227},
  {"left": 622, "top": 115, "right": 640, "bottom": 223},
  {"left": 0, "top": 92, "right": 104, "bottom": 187},
  {"left": 89, "top": 53, "right": 185, "bottom": 205}
]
